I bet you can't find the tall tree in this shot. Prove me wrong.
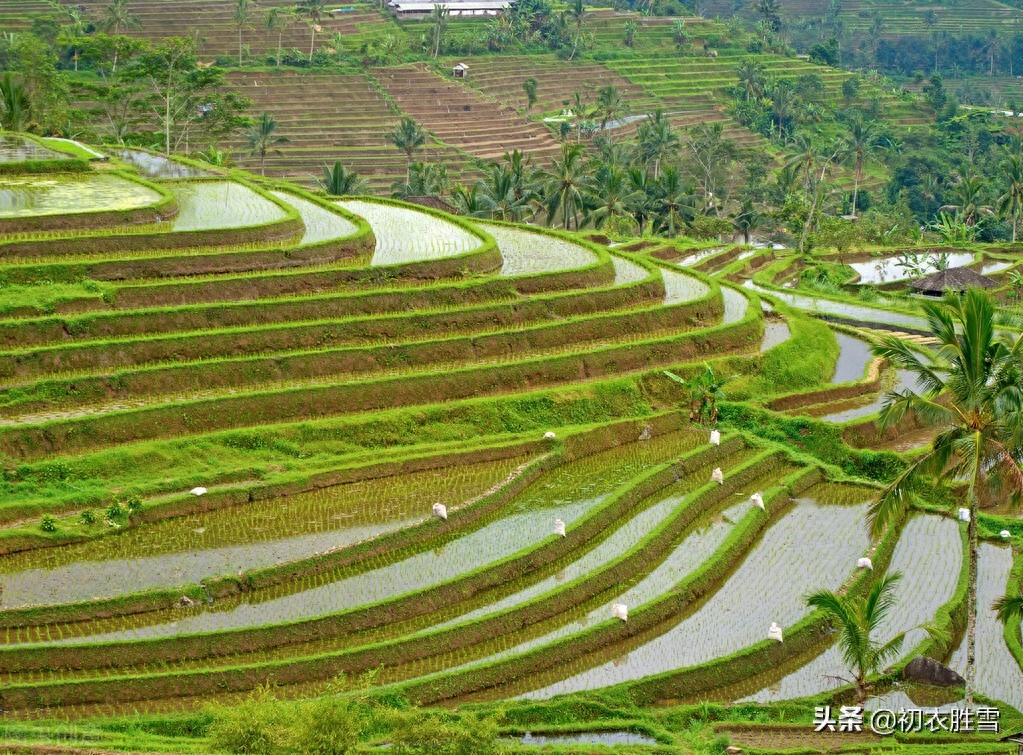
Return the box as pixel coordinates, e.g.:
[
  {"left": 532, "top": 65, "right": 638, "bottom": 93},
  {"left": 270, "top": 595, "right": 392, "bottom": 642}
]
[
  {"left": 868, "top": 289, "right": 1023, "bottom": 707},
  {"left": 297, "top": 0, "right": 328, "bottom": 62},
  {"left": 263, "top": 6, "right": 296, "bottom": 69},
  {"left": 478, "top": 164, "right": 533, "bottom": 221},
  {"left": 97, "top": 0, "right": 140, "bottom": 72},
  {"left": 389, "top": 116, "right": 426, "bottom": 184},
  {"left": 736, "top": 59, "right": 766, "bottom": 102},
  {"left": 430, "top": 3, "right": 449, "bottom": 58},
  {"left": 585, "top": 163, "right": 644, "bottom": 230},
  {"left": 997, "top": 151, "right": 1023, "bottom": 243},
  {"left": 542, "top": 142, "right": 587, "bottom": 230},
  {"left": 234, "top": 0, "right": 258, "bottom": 67},
  {"left": 841, "top": 116, "right": 884, "bottom": 217},
  {"left": 637, "top": 109, "right": 679, "bottom": 180},
  {"left": 124, "top": 37, "right": 250, "bottom": 155},
  {"left": 245, "top": 112, "right": 287, "bottom": 175},
  {"left": 596, "top": 84, "right": 626, "bottom": 143},
  {"left": 652, "top": 165, "right": 696, "bottom": 237}
]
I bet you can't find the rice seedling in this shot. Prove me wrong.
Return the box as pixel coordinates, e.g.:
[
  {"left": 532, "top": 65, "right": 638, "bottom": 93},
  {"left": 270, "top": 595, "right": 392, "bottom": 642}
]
[
  {"left": 269, "top": 190, "right": 358, "bottom": 246},
  {"left": 661, "top": 269, "right": 710, "bottom": 305},
  {"left": 0, "top": 135, "right": 71, "bottom": 163}
]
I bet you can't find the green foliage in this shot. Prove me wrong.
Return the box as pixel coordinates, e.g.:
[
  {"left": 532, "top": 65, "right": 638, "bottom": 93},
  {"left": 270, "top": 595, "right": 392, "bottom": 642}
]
[
  {"left": 39, "top": 514, "right": 56, "bottom": 532},
  {"left": 205, "top": 685, "right": 292, "bottom": 755},
  {"left": 391, "top": 712, "right": 502, "bottom": 755},
  {"left": 292, "top": 694, "right": 365, "bottom": 755},
  {"left": 105, "top": 501, "right": 125, "bottom": 520},
  {"left": 79, "top": 509, "right": 96, "bottom": 525}
]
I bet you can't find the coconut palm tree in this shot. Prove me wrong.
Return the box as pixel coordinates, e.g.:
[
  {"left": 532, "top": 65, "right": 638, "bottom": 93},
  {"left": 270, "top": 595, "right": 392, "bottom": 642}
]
[
  {"left": 868, "top": 289, "right": 1023, "bottom": 707},
  {"left": 297, "top": 0, "right": 328, "bottom": 61},
  {"left": 841, "top": 116, "right": 884, "bottom": 218},
  {"left": 316, "top": 161, "right": 367, "bottom": 196},
  {"left": 451, "top": 183, "right": 487, "bottom": 217},
  {"left": 393, "top": 161, "right": 448, "bottom": 198},
  {"left": 245, "top": 112, "right": 288, "bottom": 175},
  {"left": 97, "top": 0, "right": 140, "bottom": 72},
  {"left": 234, "top": 0, "right": 257, "bottom": 66},
  {"left": 264, "top": 7, "right": 297, "bottom": 69},
  {"left": 0, "top": 73, "right": 31, "bottom": 132},
  {"left": 652, "top": 165, "right": 696, "bottom": 238},
  {"left": 637, "top": 109, "right": 679, "bottom": 180},
  {"left": 543, "top": 142, "right": 587, "bottom": 231},
  {"left": 479, "top": 164, "right": 533, "bottom": 221},
  {"left": 806, "top": 572, "right": 910, "bottom": 704},
  {"left": 998, "top": 152, "right": 1023, "bottom": 243},
  {"left": 596, "top": 84, "right": 626, "bottom": 135},
  {"left": 736, "top": 59, "right": 766, "bottom": 102},
  {"left": 430, "top": 3, "right": 449, "bottom": 58},
  {"left": 389, "top": 117, "right": 427, "bottom": 185},
  {"left": 945, "top": 171, "right": 989, "bottom": 227},
  {"left": 585, "top": 163, "right": 643, "bottom": 230}
]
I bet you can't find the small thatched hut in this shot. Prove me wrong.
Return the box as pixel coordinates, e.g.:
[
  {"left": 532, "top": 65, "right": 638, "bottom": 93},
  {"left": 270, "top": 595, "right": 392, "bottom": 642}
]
[{"left": 909, "top": 267, "right": 997, "bottom": 296}]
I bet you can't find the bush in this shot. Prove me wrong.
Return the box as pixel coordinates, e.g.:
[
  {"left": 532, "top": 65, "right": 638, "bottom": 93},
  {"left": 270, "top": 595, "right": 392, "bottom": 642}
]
[
  {"left": 80, "top": 509, "right": 96, "bottom": 525},
  {"left": 105, "top": 501, "right": 124, "bottom": 520},
  {"left": 40, "top": 514, "right": 57, "bottom": 533},
  {"left": 391, "top": 712, "right": 501, "bottom": 755},
  {"left": 293, "top": 695, "right": 365, "bottom": 755},
  {"left": 205, "top": 685, "right": 292, "bottom": 755}
]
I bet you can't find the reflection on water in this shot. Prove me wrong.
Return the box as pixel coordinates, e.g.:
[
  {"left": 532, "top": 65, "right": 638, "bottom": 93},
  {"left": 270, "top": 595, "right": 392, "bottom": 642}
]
[
  {"left": 0, "top": 135, "right": 69, "bottom": 163},
  {"left": 850, "top": 253, "right": 974, "bottom": 284},
  {"left": 831, "top": 333, "right": 874, "bottom": 384}
]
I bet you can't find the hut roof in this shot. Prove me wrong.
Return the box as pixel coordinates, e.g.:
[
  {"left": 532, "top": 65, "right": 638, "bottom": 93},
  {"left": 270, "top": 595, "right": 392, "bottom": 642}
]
[{"left": 909, "top": 267, "right": 997, "bottom": 293}]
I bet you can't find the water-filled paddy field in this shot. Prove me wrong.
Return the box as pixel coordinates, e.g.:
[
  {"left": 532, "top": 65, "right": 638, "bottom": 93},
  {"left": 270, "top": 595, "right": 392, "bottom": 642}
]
[
  {"left": 480, "top": 222, "right": 598, "bottom": 276},
  {"left": 167, "top": 180, "right": 287, "bottom": 231},
  {"left": 0, "top": 175, "right": 162, "bottom": 219},
  {"left": 0, "top": 135, "right": 70, "bottom": 163},
  {"left": 0, "top": 454, "right": 530, "bottom": 607},
  {"left": 337, "top": 199, "right": 480, "bottom": 265},
  {"left": 526, "top": 486, "right": 871, "bottom": 697}
]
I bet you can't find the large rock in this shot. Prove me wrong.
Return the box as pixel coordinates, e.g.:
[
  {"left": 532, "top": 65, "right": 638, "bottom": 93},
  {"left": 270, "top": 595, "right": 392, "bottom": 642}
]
[{"left": 901, "top": 656, "right": 965, "bottom": 688}]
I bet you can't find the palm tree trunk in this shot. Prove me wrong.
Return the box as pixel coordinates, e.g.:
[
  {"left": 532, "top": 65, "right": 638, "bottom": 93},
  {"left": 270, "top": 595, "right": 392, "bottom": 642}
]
[
  {"left": 1014, "top": 206, "right": 1019, "bottom": 244},
  {"left": 310, "top": 25, "right": 316, "bottom": 61},
  {"left": 260, "top": 148, "right": 266, "bottom": 176},
  {"left": 277, "top": 32, "right": 283, "bottom": 68},
  {"left": 239, "top": 26, "right": 243, "bottom": 66},
  {"left": 852, "top": 170, "right": 859, "bottom": 217},
  {"left": 965, "top": 499, "right": 978, "bottom": 707}
]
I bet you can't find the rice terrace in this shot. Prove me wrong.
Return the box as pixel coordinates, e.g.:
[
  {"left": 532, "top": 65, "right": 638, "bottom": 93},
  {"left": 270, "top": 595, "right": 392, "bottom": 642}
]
[{"left": 1, "top": 0, "right": 1023, "bottom": 752}]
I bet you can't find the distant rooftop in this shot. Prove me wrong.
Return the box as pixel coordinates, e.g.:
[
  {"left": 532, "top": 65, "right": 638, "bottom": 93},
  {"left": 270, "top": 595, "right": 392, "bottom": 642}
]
[
  {"left": 389, "top": 0, "right": 513, "bottom": 12},
  {"left": 909, "top": 267, "right": 997, "bottom": 294}
]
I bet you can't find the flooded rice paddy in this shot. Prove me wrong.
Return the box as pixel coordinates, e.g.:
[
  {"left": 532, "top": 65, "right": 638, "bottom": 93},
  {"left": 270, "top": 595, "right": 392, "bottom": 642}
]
[
  {"left": 0, "top": 135, "right": 70, "bottom": 163},
  {"left": 166, "top": 181, "right": 287, "bottom": 231},
  {"left": 479, "top": 222, "right": 598, "bottom": 277},
  {"left": 269, "top": 191, "right": 358, "bottom": 245},
  {"left": 0, "top": 456, "right": 530, "bottom": 607},
  {"left": 526, "top": 487, "right": 870, "bottom": 697},
  {"left": 0, "top": 175, "right": 163, "bottom": 219},
  {"left": 337, "top": 200, "right": 480, "bottom": 265},
  {"left": 25, "top": 432, "right": 698, "bottom": 644},
  {"left": 661, "top": 269, "right": 709, "bottom": 305},
  {"left": 743, "top": 514, "right": 962, "bottom": 702}
]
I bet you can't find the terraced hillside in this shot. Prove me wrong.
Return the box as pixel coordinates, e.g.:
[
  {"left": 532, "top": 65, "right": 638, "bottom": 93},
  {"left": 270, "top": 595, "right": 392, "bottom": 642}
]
[
  {"left": 0, "top": 138, "right": 1021, "bottom": 736},
  {"left": 225, "top": 71, "right": 478, "bottom": 191},
  {"left": 375, "top": 63, "right": 564, "bottom": 164},
  {"left": 0, "top": 0, "right": 396, "bottom": 57}
]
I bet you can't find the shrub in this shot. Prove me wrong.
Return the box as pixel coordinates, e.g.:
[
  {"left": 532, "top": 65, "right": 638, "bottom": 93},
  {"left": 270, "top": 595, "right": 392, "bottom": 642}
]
[
  {"left": 119, "top": 493, "right": 143, "bottom": 516},
  {"left": 292, "top": 695, "right": 364, "bottom": 755},
  {"left": 105, "top": 501, "right": 124, "bottom": 520},
  {"left": 80, "top": 509, "right": 96, "bottom": 525},
  {"left": 205, "top": 685, "right": 292, "bottom": 755},
  {"left": 40, "top": 514, "right": 57, "bottom": 533},
  {"left": 391, "top": 712, "right": 501, "bottom": 755}
]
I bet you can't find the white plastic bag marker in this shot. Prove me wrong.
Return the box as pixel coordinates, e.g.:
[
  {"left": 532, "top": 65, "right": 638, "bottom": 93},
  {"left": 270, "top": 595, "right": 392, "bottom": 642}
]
[
  {"left": 554, "top": 518, "right": 566, "bottom": 537},
  {"left": 612, "top": 603, "right": 628, "bottom": 622},
  {"left": 768, "top": 622, "right": 783, "bottom": 642},
  {"left": 432, "top": 502, "right": 447, "bottom": 520},
  {"left": 751, "top": 492, "right": 764, "bottom": 510},
  {"left": 958, "top": 507, "right": 970, "bottom": 522},
  {"left": 711, "top": 467, "right": 724, "bottom": 485},
  {"left": 710, "top": 430, "right": 721, "bottom": 446},
  {"left": 190, "top": 487, "right": 207, "bottom": 496},
  {"left": 857, "top": 557, "right": 873, "bottom": 570},
  {"left": 544, "top": 431, "right": 556, "bottom": 439}
]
